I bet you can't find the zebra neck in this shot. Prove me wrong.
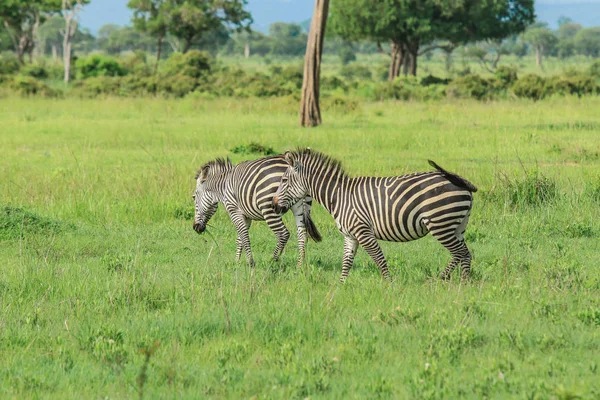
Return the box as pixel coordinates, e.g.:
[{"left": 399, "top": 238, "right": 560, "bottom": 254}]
[{"left": 308, "top": 173, "right": 349, "bottom": 217}]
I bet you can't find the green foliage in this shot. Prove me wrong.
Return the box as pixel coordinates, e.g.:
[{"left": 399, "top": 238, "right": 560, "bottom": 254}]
[
  {"left": 339, "top": 64, "right": 372, "bottom": 81},
  {"left": 339, "top": 47, "right": 356, "bottom": 65},
  {"left": 512, "top": 74, "right": 548, "bottom": 100},
  {"left": 574, "top": 27, "right": 600, "bottom": 57},
  {"left": 161, "top": 50, "right": 212, "bottom": 79},
  {"left": 372, "top": 77, "right": 446, "bottom": 101},
  {"left": 420, "top": 75, "right": 450, "bottom": 86},
  {"left": 230, "top": 142, "right": 277, "bottom": 156},
  {"left": 589, "top": 61, "right": 600, "bottom": 78},
  {"left": 0, "top": 52, "right": 20, "bottom": 75},
  {"left": 447, "top": 74, "right": 496, "bottom": 100},
  {"left": 546, "top": 75, "right": 597, "bottom": 97},
  {"left": 494, "top": 66, "right": 518, "bottom": 87},
  {"left": 19, "top": 64, "right": 48, "bottom": 79},
  {"left": 158, "top": 75, "right": 198, "bottom": 97},
  {"left": 76, "top": 54, "right": 127, "bottom": 79},
  {"left": 498, "top": 171, "right": 559, "bottom": 207},
  {"left": 10, "top": 75, "right": 60, "bottom": 97}
]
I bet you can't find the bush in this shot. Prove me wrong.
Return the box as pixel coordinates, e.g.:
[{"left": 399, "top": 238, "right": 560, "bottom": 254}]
[
  {"left": 73, "top": 76, "right": 122, "bottom": 96},
  {"left": 161, "top": 50, "right": 211, "bottom": 79},
  {"left": 121, "top": 51, "right": 151, "bottom": 77},
  {"left": 339, "top": 64, "right": 372, "bottom": 81},
  {"left": 19, "top": 64, "right": 48, "bottom": 79},
  {"left": 269, "top": 64, "right": 303, "bottom": 89},
  {"left": 322, "top": 96, "right": 360, "bottom": 114},
  {"left": 494, "top": 66, "right": 518, "bottom": 88},
  {"left": 230, "top": 142, "right": 277, "bottom": 156},
  {"left": 76, "top": 54, "right": 126, "bottom": 79},
  {"left": 204, "top": 68, "right": 293, "bottom": 98},
  {"left": 339, "top": 47, "right": 356, "bottom": 65},
  {"left": 372, "top": 77, "right": 445, "bottom": 101},
  {"left": 11, "top": 76, "right": 60, "bottom": 97},
  {"left": 420, "top": 75, "right": 450, "bottom": 86},
  {"left": 512, "top": 74, "right": 547, "bottom": 100},
  {"left": 589, "top": 60, "right": 600, "bottom": 78},
  {"left": 546, "top": 75, "right": 597, "bottom": 97},
  {"left": 0, "top": 52, "right": 20, "bottom": 75},
  {"left": 321, "top": 75, "right": 348, "bottom": 92},
  {"left": 158, "top": 75, "right": 198, "bottom": 97},
  {"left": 447, "top": 74, "right": 494, "bottom": 100}
]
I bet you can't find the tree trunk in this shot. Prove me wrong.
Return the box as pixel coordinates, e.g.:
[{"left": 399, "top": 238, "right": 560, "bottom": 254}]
[
  {"left": 182, "top": 38, "right": 192, "bottom": 53},
  {"left": 299, "top": 0, "right": 330, "bottom": 128},
  {"left": 154, "top": 34, "right": 164, "bottom": 75},
  {"left": 407, "top": 41, "right": 419, "bottom": 76},
  {"left": 535, "top": 46, "right": 543, "bottom": 67},
  {"left": 63, "top": 41, "right": 72, "bottom": 82},
  {"left": 4, "top": 21, "right": 27, "bottom": 64},
  {"left": 244, "top": 42, "right": 250, "bottom": 58},
  {"left": 52, "top": 44, "right": 58, "bottom": 61},
  {"left": 388, "top": 40, "right": 403, "bottom": 81}
]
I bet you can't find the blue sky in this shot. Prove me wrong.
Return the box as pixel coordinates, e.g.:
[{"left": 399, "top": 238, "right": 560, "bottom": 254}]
[{"left": 79, "top": 0, "right": 600, "bottom": 35}]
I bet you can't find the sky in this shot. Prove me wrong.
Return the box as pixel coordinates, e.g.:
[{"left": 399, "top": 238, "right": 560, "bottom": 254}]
[{"left": 78, "top": 0, "right": 600, "bottom": 35}]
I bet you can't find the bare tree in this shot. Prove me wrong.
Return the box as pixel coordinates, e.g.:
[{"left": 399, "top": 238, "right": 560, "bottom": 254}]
[
  {"left": 61, "top": 0, "right": 84, "bottom": 83},
  {"left": 299, "top": 0, "right": 329, "bottom": 127}
]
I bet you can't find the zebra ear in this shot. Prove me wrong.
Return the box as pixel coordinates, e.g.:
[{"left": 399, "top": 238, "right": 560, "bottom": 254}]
[
  {"left": 200, "top": 165, "right": 210, "bottom": 181},
  {"left": 284, "top": 151, "right": 295, "bottom": 167}
]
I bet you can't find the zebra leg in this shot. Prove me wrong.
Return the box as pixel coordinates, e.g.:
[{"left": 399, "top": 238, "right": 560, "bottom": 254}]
[
  {"left": 291, "top": 201, "right": 307, "bottom": 268},
  {"left": 263, "top": 211, "right": 291, "bottom": 262},
  {"left": 357, "top": 232, "right": 392, "bottom": 281},
  {"left": 427, "top": 215, "right": 472, "bottom": 281},
  {"left": 340, "top": 235, "right": 358, "bottom": 283},
  {"left": 230, "top": 212, "right": 254, "bottom": 268}
]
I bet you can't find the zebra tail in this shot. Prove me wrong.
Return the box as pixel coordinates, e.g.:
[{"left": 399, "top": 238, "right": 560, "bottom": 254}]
[
  {"left": 428, "top": 160, "right": 478, "bottom": 193},
  {"left": 303, "top": 207, "right": 323, "bottom": 242}
]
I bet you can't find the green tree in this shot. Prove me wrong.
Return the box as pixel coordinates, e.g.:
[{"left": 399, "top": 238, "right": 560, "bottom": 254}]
[
  {"left": 329, "top": 0, "right": 534, "bottom": 79},
  {"left": 269, "top": 22, "right": 307, "bottom": 56},
  {"left": 37, "top": 14, "right": 63, "bottom": 60},
  {"left": 574, "top": 27, "right": 600, "bottom": 57},
  {"left": 522, "top": 23, "right": 557, "bottom": 68},
  {"left": 0, "top": 0, "right": 62, "bottom": 63},
  {"left": 555, "top": 20, "right": 581, "bottom": 59},
  {"left": 167, "top": 0, "right": 251, "bottom": 53},
  {"left": 128, "top": 0, "right": 169, "bottom": 74}
]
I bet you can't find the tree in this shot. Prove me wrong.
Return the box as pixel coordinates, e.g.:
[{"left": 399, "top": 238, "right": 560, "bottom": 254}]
[
  {"left": 464, "top": 40, "right": 509, "bottom": 73},
  {"left": 522, "top": 23, "right": 557, "bottom": 67},
  {"left": 61, "top": 0, "right": 88, "bottom": 83},
  {"left": 330, "top": 0, "right": 534, "bottom": 79},
  {"left": 556, "top": 21, "right": 581, "bottom": 58},
  {"left": 167, "top": 0, "right": 251, "bottom": 53},
  {"left": 574, "top": 27, "right": 600, "bottom": 57},
  {"left": 0, "top": 0, "right": 61, "bottom": 63},
  {"left": 269, "top": 22, "right": 307, "bottom": 56},
  {"left": 38, "top": 14, "right": 63, "bottom": 60},
  {"left": 299, "top": 0, "right": 329, "bottom": 127},
  {"left": 128, "top": 0, "right": 169, "bottom": 74}
]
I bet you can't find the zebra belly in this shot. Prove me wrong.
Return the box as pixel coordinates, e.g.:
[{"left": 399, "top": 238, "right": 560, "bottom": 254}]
[{"left": 372, "top": 219, "right": 430, "bottom": 242}]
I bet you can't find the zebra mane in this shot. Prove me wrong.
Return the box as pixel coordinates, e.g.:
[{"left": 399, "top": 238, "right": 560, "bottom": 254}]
[
  {"left": 195, "top": 157, "right": 233, "bottom": 179},
  {"left": 293, "top": 148, "right": 348, "bottom": 178}
]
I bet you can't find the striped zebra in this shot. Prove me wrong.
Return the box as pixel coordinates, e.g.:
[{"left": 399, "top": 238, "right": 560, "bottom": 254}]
[
  {"left": 193, "top": 156, "right": 321, "bottom": 268},
  {"left": 272, "top": 149, "right": 477, "bottom": 282}
]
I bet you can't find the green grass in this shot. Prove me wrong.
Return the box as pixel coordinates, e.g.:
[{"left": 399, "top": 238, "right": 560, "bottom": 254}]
[{"left": 1, "top": 96, "right": 600, "bottom": 399}]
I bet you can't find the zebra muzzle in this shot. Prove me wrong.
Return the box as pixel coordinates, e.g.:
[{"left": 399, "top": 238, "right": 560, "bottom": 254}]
[{"left": 193, "top": 222, "right": 206, "bottom": 234}]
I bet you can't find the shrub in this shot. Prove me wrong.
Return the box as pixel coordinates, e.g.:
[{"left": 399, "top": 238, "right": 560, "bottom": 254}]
[
  {"left": 321, "top": 75, "right": 348, "bottom": 92},
  {"left": 269, "top": 64, "right": 303, "bottom": 88},
  {"left": 339, "top": 47, "right": 356, "bottom": 65},
  {"left": 447, "top": 74, "right": 494, "bottom": 100},
  {"left": 589, "top": 60, "right": 600, "bottom": 78},
  {"left": 11, "top": 76, "right": 60, "bottom": 97},
  {"left": 546, "top": 75, "right": 597, "bottom": 97},
  {"left": 512, "top": 74, "right": 547, "bottom": 100},
  {"left": 158, "top": 75, "right": 198, "bottom": 97},
  {"left": 372, "top": 77, "right": 445, "bottom": 101},
  {"left": 161, "top": 50, "right": 211, "bottom": 79},
  {"left": 0, "top": 52, "right": 20, "bottom": 75},
  {"left": 19, "top": 64, "right": 48, "bottom": 79},
  {"left": 420, "top": 75, "right": 450, "bottom": 86},
  {"left": 76, "top": 54, "right": 126, "bottom": 79},
  {"left": 322, "top": 96, "right": 360, "bottom": 114},
  {"left": 121, "top": 51, "right": 151, "bottom": 76},
  {"left": 230, "top": 142, "right": 277, "bottom": 156},
  {"left": 73, "top": 76, "right": 121, "bottom": 96},
  {"left": 492, "top": 171, "right": 559, "bottom": 207},
  {"left": 494, "top": 66, "right": 518, "bottom": 88},
  {"left": 339, "top": 64, "right": 372, "bottom": 81}
]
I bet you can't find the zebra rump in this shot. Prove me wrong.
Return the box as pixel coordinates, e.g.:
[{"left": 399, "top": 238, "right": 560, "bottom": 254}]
[{"left": 428, "top": 160, "right": 478, "bottom": 193}]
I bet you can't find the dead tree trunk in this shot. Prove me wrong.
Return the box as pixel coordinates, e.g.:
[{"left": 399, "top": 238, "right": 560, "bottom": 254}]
[
  {"left": 154, "top": 34, "right": 164, "bottom": 75},
  {"left": 52, "top": 44, "right": 58, "bottom": 61},
  {"left": 299, "top": 0, "right": 329, "bottom": 128},
  {"left": 62, "top": 0, "right": 83, "bottom": 83},
  {"left": 244, "top": 43, "right": 250, "bottom": 58},
  {"left": 388, "top": 40, "right": 403, "bottom": 81},
  {"left": 535, "top": 46, "right": 543, "bottom": 67}
]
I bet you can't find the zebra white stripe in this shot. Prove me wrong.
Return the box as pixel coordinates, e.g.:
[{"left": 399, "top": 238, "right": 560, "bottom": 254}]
[
  {"left": 273, "top": 148, "right": 477, "bottom": 282},
  {"left": 193, "top": 156, "right": 321, "bottom": 268}
]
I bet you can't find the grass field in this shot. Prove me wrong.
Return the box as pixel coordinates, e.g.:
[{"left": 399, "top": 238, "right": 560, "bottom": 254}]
[{"left": 2, "top": 96, "right": 600, "bottom": 399}]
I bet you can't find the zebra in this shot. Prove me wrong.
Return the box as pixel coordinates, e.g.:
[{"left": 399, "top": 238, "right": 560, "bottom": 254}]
[
  {"left": 272, "top": 148, "right": 477, "bottom": 282},
  {"left": 193, "top": 156, "right": 322, "bottom": 268}
]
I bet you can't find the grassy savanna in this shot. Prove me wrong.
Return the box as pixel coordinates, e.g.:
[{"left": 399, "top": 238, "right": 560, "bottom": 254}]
[{"left": 2, "top": 96, "right": 600, "bottom": 399}]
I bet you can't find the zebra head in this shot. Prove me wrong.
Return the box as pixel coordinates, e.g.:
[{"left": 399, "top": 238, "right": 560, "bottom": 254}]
[
  {"left": 193, "top": 158, "right": 231, "bottom": 234},
  {"left": 273, "top": 150, "right": 309, "bottom": 214}
]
